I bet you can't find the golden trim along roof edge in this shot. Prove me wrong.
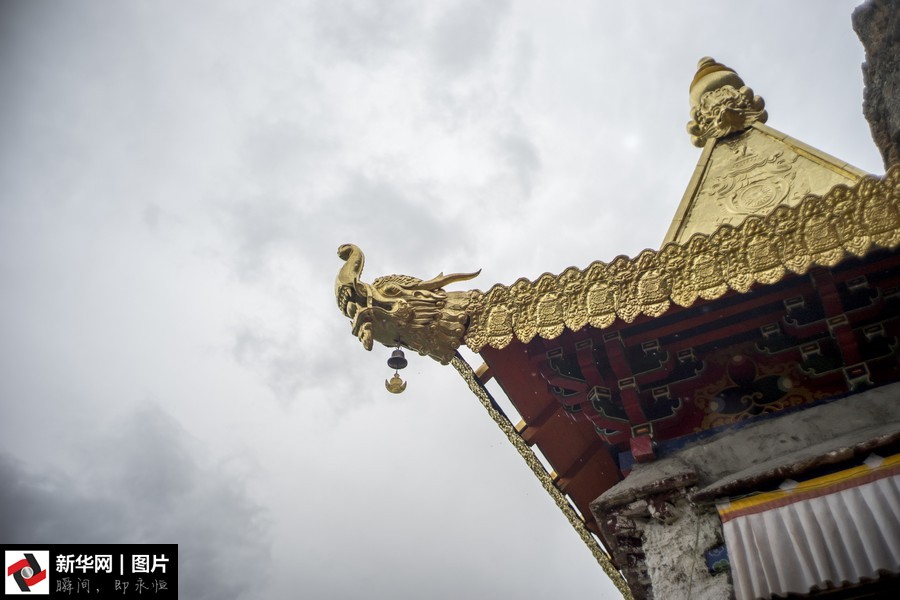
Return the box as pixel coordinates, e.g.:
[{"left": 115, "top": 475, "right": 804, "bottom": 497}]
[
  {"left": 464, "top": 164, "right": 900, "bottom": 352},
  {"left": 449, "top": 355, "right": 634, "bottom": 600}
]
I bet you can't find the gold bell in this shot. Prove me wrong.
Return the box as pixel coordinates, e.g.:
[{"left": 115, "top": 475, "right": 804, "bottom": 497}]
[{"left": 385, "top": 372, "right": 407, "bottom": 394}]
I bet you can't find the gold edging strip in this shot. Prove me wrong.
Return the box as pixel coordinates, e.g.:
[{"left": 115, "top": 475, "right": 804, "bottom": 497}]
[
  {"left": 718, "top": 454, "right": 900, "bottom": 520},
  {"left": 465, "top": 165, "right": 900, "bottom": 352},
  {"left": 450, "top": 354, "right": 633, "bottom": 600}
]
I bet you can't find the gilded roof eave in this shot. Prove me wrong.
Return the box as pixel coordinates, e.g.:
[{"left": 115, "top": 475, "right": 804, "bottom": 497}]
[
  {"left": 464, "top": 165, "right": 900, "bottom": 353},
  {"left": 334, "top": 58, "right": 899, "bottom": 367}
]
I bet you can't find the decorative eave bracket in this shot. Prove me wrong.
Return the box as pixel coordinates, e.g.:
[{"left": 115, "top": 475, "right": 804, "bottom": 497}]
[{"left": 336, "top": 166, "right": 900, "bottom": 360}]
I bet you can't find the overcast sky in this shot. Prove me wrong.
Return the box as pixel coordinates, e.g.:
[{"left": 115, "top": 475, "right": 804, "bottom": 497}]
[{"left": 0, "top": 1, "right": 885, "bottom": 599}]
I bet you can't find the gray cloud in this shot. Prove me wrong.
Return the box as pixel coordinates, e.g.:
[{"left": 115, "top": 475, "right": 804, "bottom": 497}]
[
  {"left": 311, "top": 0, "right": 424, "bottom": 64},
  {"left": 216, "top": 166, "right": 466, "bottom": 283},
  {"left": 429, "top": 0, "right": 511, "bottom": 76},
  {"left": 241, "top": 121, "right": 336, "bottom": 188},
  {"left": 509, "top": 31, "right": 536, "bottom": 95},
  {"left": 332, "top": 173, "right": 461, "bottom": 261},
  {"left": 231, "top": 323, "right": 350, "bottom": 407},
  {"left": 0, "top": 406, "right": 269, "bottom": 600},
  {"left": 496, "top": 130, "right": 542, "bottom": 197},
  {"left": 216, "top": 194, "right": 309, "bottom": 279}
]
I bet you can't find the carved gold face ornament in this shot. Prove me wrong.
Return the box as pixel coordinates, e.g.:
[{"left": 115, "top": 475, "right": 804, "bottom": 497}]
[{"left": 335, "top": 243, "right": 481, "bottom": 392}]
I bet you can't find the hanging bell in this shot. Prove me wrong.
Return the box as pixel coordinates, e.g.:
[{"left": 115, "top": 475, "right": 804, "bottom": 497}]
[{"left": 387, "top": 348, "right": 408, "bottom": 370}]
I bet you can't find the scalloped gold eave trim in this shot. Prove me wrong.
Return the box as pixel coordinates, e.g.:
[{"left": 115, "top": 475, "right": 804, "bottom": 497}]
[{"left": 465, "top": 166, "right": 900, "bottom": 352}]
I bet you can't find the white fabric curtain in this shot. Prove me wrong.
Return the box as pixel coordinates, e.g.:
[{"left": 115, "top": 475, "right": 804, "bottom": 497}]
[{"left": 720, "top": 471, "right": 900, "bottom": 600}]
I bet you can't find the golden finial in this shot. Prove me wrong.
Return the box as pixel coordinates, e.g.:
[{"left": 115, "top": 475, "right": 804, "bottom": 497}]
[{"left": 687, "top": 57, "right": 767, "bottom": 147}]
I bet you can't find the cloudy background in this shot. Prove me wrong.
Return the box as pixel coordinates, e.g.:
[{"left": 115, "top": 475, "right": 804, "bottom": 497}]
[{"left": 0, "top": 1, "right": 884, "bottom": 598}]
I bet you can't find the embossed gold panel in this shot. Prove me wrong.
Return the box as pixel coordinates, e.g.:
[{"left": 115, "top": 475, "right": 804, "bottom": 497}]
[{"left": 667, "top": 125, "right": 865, "bottom": 243}]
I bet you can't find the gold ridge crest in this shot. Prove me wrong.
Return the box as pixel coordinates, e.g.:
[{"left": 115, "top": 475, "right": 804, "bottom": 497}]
[{"left": 464, "top": 166, "right": 900, "bottom": 352}]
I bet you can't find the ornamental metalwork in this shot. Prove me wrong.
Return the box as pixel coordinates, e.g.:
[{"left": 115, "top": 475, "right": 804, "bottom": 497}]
[
  {"left": 335, "top": 243, "right": 481, "bottom": 364},
  {"left": 335, "top": 167, "right": 900, "bottom": 358},
  {"left": 687, "top": 57, "right": 767, "bottom": 147},
  {"left": 464, "top": 166, "right": 900, "bottom": 352}
]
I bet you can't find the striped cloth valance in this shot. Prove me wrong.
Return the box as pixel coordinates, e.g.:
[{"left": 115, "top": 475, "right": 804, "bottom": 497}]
[{"left": 717, "top": 454, "right": 900, "bottom": 600}]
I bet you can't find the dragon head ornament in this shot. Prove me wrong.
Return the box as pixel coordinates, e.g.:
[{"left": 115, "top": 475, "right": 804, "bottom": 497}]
[{"left": 335, "top": 244, "right": 481, "bottom": 364}]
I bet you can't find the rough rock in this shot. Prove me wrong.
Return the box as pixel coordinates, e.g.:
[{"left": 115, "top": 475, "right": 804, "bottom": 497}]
[
  {"left": 853, "top": 0, "right": 900, "bottom": 169},
  {"left": 640, "top": 500, "right": 731, "bottom": 600}
]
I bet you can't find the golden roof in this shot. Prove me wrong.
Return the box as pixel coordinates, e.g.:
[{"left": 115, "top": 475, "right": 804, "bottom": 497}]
[{"left": 334, "top": 58, "right": 900, "bottom": 361}]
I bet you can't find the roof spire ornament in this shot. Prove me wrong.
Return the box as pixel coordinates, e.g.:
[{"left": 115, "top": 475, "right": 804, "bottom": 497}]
[{"left": 687, "top": 57, "right": 768, "bottom": 147}]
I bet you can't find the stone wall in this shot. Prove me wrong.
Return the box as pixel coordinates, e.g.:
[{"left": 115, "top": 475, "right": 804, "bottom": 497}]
[
  {"left": 853, "top": 0, "right": 900, "bottom": 169},
  {"left": 640, "top": 499, "right": 730, "bottom": 600},
  {"left": 592, "top": 382, "right": 900, "bottom": 599}
]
